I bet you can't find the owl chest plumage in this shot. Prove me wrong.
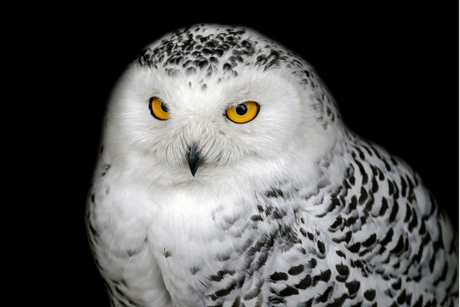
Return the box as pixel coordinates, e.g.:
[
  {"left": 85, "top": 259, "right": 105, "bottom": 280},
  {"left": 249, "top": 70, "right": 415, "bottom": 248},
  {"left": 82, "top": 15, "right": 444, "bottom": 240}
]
[
  {"left": 88, "top": 158, "right": 322, "bottom": 306},
  {"left": 145, "top": 185, "right": 313, "bottom": 306},
  {"left": 88, "top": 135, "right": 458, "bottom": 307}
]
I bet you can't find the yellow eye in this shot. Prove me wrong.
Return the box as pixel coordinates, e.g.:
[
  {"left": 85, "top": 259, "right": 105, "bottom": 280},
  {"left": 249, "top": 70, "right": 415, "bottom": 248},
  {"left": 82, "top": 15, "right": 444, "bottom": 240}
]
[
  {"left": 226, "top": 102, "right": 260, "bottom": 123},
  {"left": 149, "top": 97, "right": 169, "bottom": 120}
]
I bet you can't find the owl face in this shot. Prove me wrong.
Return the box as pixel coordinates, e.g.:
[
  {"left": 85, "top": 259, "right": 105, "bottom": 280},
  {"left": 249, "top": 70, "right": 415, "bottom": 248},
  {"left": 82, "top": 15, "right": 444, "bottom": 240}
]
[{"left": 103, "top": 25, "right": 339, "bottom": 188}]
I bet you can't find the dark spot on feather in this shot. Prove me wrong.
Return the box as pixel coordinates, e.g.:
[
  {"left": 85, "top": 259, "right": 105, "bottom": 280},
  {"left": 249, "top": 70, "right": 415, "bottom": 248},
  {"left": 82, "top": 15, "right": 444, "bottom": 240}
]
[
  {"left": 390, "top": 235, "right": 405, "bottom": 255},
  {"left": 345, "top": 280, "right": 360, "bottom": 295},
  {"left": 364, "top": 289, "right": 376, "bottom": 301},
  {"left": 190, "top": 266, "right": 200, "bottom": 275},
  {"left": 299, "top": 227, "right": 307, "bottom": 237},
  {"left": 347, "top": 242, "right": 361, "bottom": 253},
  {"left": 336, "top": 263, "right": 349, "bottom": 276},
  {"left": 392, "top": 278, "right": 401, "bottom": 290},
  {"left": 295, "top": 274, "right": 312, "bottom": 289},
  {"left": 355, "top": 160, "right": 368, "bottom": 184},
  {"left": 380, "top": 228, "right": 394, "bottom": 248},
  {"left": 362, "top": 233, "right": 377, "bottom": 247},
  {"left": 210, "top": 269, "right": 235, "bottom": 282},
  {"left": 317, "top": 286, "right": 334, "bottom": 302},
  {"left": 288, "top": 264, "right": 304, "bottom": 275},
  {"left": 378, "top": 197, "right": 389, "bottom": 216},
  {"left": 317, "top": 241, "right": 326, "bottom": 254},
  {"left": 308, "top": 258, "right": 317, "bottom": 269},
  {"left": 329, "top": 216, "right": 343, "bottom": 230},
  {"left": 389, "top": 200, "right": 399, "bottom": 223},
  {"left": 243, "top": 279, "right": 264, "bottom": 301},
  {"left": 209, "top": 280, "right": 238, "bottom": 300},
  {"left": 313, "top": 269, "right": 331, "bottom": 286},
  {"left": 185, "top": 67, "right": 196, "bottom": 75},
  {"left": 270, "top": 272, "right": 288, "bottom": 281},
  {"left": 250, "top": 214, "right": 263, "bottom": 222},
  {"left": 359, "top": 187, "right": 368, "bottom": 205},
  {"left": 404, "top": 203, "right": 412, "bottom": 223},
  {"left": 408, "top": 208, "right": 418, "bottom": 232},
  {"left": 279, "top": 285, "right": 299, "bottom": 296},
  {"left": 231, "top": 296, "right": 240, "bottom": 307},
  {"left": 433, "top": 262, "right": 448, "bottom": 286},
  {"left": 266, "top": 188, "right": 284, "bottom": 198}
]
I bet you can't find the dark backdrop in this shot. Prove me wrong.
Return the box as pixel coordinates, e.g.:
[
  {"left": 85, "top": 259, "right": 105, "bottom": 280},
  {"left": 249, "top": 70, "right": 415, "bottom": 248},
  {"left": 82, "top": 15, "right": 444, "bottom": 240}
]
[{"left": 39, "top": 3, "right": 457, "bottom": 306}]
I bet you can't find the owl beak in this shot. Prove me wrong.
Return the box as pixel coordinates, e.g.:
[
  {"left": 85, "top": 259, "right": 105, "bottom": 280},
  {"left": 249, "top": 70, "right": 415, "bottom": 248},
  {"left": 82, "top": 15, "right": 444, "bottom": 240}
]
[{"left": 187, "top": 144, "right": 203, "bottom": 177}]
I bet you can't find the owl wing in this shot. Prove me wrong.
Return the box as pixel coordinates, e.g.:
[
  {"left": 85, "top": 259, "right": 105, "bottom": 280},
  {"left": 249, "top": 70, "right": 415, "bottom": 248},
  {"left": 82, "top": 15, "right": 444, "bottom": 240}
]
[
  {"left": 257, "top": 137, "right": 459, "bottom": 306},
  {"left": 199, "top": 137, "right": 458, "bottom": 307},
  {"left": 86, "top": 161, "right": 173, "bottom": 307}
]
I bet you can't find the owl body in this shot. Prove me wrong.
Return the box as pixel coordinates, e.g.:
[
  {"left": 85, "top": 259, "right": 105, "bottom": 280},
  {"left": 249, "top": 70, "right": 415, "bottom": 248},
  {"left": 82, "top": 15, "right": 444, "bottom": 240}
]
[{"left": 87, "top": 24, "right": 458, "bottom": 306}]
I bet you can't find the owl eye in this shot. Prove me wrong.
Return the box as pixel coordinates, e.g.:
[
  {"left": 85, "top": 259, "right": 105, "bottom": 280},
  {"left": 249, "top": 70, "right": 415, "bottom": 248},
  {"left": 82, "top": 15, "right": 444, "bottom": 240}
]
[
  {"left": 226, "top": 102, "right": 260, "bottom": 123},
  {"left": 149, "top": 97, "right": 169, "bottom": 120}
]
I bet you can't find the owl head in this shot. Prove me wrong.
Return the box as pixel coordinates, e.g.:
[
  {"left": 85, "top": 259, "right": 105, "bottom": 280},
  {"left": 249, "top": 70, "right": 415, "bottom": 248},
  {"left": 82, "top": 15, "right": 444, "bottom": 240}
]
[{"left": 102, "top": 24, "right": 343, "bottom": 192}]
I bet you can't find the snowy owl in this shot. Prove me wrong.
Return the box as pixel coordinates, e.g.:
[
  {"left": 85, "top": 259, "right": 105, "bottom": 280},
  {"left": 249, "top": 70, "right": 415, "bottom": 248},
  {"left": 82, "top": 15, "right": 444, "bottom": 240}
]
[{"left": 86, "top": 24, "right": 458, "bottom": 307}]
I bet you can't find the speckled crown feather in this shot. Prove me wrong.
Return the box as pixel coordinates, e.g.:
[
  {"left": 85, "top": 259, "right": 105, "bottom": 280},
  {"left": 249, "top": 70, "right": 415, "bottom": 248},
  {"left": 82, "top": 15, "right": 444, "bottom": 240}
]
[{"left": 136, "top": 24, "right": 340, "bottom": 129}]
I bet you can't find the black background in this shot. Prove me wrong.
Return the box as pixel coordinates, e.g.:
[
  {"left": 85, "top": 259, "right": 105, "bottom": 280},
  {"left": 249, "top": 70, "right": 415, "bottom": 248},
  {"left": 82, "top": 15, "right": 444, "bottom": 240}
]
[{"left": 31, "top": 3, "right": 457, "bottom": 306}]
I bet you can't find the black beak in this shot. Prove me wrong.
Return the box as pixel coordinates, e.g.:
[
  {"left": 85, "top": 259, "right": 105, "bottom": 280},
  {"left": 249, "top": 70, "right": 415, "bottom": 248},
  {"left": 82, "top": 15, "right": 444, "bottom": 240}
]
[{"left": 187, "top": 144, "right": 203, "bottom": 177}]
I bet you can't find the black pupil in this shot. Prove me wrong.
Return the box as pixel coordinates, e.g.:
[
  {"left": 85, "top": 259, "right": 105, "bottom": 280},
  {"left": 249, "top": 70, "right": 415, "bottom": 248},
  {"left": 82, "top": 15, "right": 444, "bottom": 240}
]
[
  {"left": 160, "top": 102, "right": 169, "bottom": 113},
  {"left": 236, "top": 104, "right": 247, "bottom": 115}
]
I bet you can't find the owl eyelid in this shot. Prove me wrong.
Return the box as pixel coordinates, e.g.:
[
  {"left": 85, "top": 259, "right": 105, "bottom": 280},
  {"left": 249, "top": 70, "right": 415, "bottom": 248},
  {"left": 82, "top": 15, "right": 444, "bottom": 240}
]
[{"left": 228, "top": 101, "right": 258, "bottom": 107}]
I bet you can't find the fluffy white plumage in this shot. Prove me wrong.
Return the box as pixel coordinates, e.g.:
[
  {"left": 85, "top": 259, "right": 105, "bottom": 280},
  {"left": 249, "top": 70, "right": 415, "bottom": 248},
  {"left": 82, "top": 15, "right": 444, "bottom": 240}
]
[{"left": 87, "top": 24, "right": 458, "bottom": 306}]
